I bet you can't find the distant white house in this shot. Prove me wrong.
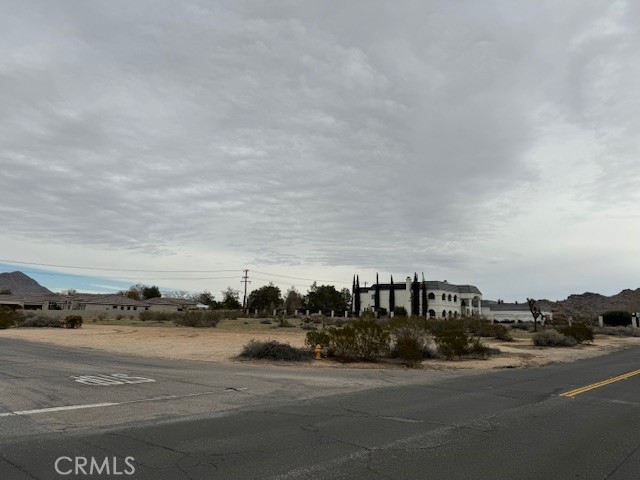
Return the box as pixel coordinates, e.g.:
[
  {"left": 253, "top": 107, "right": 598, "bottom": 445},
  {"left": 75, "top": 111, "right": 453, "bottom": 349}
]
[
  {"left": 482, "top": 300, "right": 553, "bottom": 323},
  {"left": 354, "top": 275, "right": 483, "bottom": 318}
]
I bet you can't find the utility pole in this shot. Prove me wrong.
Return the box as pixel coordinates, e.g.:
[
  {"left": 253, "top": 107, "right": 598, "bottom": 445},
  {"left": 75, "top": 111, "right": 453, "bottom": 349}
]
[{"left": 241, "top": 269, "right": 250, "bottom": 314}]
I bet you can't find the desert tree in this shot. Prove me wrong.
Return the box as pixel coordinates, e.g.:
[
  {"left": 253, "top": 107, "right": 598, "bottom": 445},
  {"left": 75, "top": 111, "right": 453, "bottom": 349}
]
[
  {"left": 247, "top": 283, "right": 282, "bottom": 312},
  {"left": 527, "top": 298, "right": 542, "bottom": 332}
]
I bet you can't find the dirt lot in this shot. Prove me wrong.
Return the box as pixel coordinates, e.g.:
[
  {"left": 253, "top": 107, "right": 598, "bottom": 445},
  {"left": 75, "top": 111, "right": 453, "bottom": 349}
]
[{"left": 2, "top": 319, "right": 639, "bottom": 370}]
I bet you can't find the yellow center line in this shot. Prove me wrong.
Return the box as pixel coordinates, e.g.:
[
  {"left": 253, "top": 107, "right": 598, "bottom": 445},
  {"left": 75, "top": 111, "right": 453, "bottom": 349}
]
[{"left": 560, "top": 368, "right": 640, "bottom": 398}]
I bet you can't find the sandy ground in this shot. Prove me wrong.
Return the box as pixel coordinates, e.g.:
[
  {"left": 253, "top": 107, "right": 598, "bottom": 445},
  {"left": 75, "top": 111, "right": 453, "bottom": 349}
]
[{"left": 2, "top": 323, "right": 639, "bottom": 370}]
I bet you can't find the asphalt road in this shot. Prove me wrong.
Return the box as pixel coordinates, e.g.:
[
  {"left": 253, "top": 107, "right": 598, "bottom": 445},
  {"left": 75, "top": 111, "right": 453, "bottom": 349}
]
[{"left": 1, "top": 338, "right": 639, "bottom": 479}]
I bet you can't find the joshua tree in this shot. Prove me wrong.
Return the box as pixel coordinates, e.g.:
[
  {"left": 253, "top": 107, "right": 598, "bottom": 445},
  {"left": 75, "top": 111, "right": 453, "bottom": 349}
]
[{"left": 527, "top": 298, "right": 542, "bottom": 332}]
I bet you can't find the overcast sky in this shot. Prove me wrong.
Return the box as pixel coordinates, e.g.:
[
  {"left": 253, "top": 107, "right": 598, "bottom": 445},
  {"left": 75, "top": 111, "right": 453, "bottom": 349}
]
[{"left": 1, "top": 0, "right": 638, "bottom": 301}]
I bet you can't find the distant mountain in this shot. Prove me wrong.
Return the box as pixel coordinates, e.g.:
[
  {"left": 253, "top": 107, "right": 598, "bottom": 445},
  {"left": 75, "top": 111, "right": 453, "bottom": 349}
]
[
  {"left": 0, "top": 271, "right": 53, "bottom": 296},
  {"left": 546, "top": 288, "right": 640, "bottom": 320}
]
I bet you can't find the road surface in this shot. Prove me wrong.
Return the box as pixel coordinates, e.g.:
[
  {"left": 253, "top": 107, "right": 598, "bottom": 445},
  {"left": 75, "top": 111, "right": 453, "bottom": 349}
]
[{"left": 1, "top": 337, "right": 638, "bottom": 479}]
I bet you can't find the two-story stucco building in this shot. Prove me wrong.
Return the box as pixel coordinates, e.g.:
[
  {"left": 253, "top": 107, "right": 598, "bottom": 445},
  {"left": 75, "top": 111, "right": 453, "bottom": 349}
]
[{"left": 353, "top": 274, "right": 482, "bottom": 318}]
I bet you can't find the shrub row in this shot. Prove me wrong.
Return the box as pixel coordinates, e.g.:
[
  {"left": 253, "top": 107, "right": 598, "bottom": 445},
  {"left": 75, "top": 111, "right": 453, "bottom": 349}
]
[
  {"left": 305, "top": 318, "right": 494, "bottom": 364},
  {"left": 240, "top": 340, "right": 311, "bottom": 361},
  {"left": 532, "top": 329, "right": 577, "bottom": 347},
  {"left": 559, "top": 323, "right": 594, "bottom": 344},
  {"left": 139, "top": 309, "right": 241, "bottom": 327},
  {"left": 0, "top": 310, "right": 83, "bottom": 329}
]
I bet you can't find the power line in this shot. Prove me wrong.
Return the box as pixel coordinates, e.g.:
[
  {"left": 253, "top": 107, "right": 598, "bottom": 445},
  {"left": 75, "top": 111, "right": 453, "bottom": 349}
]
[
  {"left": 0, "top": 269, "right": 240, "bottom": 281},
  {"left": 0, "top": 259, "right": 238, "bottom": 274},
  {"left": 252, "top": 270, "right": 348, "bottom": 284}
]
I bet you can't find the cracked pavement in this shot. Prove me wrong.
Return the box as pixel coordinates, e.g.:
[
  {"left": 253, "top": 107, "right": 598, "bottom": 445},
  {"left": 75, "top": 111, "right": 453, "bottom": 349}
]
[{"left": 1, "top": 338, "right": 639, "bottom": 479}]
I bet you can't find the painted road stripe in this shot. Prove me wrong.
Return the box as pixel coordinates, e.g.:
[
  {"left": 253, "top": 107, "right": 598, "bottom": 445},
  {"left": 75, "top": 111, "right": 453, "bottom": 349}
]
[
  {"left": 0, "top": 388, "right": 246, "bottom": 418},
  {"left": 0, "top": 403, "right": 118, "bottom": 417},
  {"left": 560, "top": 368, "right": 640, "bottom": 398}
]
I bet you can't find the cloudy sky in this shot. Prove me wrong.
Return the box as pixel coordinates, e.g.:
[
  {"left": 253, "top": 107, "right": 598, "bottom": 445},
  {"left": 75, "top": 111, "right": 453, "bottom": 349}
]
[{"left": 1, "top": 0, "right": 638, "bottom": 301}]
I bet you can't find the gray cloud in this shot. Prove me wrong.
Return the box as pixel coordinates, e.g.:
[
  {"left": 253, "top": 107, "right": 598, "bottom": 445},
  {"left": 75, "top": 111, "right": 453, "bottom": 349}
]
[{"left": 1, "top": 0, "right": 638, "bottom": 298}]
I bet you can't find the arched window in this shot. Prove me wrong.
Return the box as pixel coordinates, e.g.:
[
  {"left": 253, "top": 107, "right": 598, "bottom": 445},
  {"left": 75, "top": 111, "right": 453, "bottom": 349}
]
[
  {"left": 441, "top": 294, "right": 446, "bottom": 301},
  {"left": 428, "top": 292, "right": 435, "bottom": 300},
  {"left": 442, "top": 310, "right": 447, "bottom": 318},
  {"left": 454, "top": 311, "right": 458, "bottom": 318},
  {"left": 429, "top": 309, "right": 436, "bottom": 318},
  {"left": 454, "top": 295, "right": 457, "bottom": 302},
  {"left": 448, "top": 294, "right": 452, "bottom": 301},
  {"left": 449, "top": 310, "right": 453, "bottom": 318}
]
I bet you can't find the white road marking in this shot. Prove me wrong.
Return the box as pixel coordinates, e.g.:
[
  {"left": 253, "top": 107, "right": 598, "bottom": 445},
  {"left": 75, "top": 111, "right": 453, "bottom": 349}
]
[
  {"left": 0, "top": 388, "right": 246, "bottom": 419},
  {"left": 72, "top": 373, "right": 156, "bottom": 386},
  {"left": 0, "top": 403, "right": 118, "bottom": 417}
]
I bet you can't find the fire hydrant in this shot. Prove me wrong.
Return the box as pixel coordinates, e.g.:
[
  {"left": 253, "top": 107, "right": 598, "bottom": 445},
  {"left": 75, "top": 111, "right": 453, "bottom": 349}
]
[{"left": 314, "top": 344, "right": 322, "bottom": 360}]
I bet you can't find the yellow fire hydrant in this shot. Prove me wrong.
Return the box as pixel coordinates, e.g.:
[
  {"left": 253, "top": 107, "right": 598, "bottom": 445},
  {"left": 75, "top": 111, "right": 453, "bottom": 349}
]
[{"left": 314, "top": 344, "right": 322, "bottom": 360}]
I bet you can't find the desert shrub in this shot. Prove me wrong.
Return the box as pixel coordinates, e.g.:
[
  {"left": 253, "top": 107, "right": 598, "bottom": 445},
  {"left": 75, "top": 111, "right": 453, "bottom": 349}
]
[
  {"left": 359, "top": 310, "right": 376, "bottom": 320},
  {"left": 532, "top": 329, "right": 577, "bottom": 347},
  {"left": 393, "top": 306, "right": 408, "bottom": 317},
  {"left": 462, "top": 317, "right": 494, "bottom": 336},
  {"left": 141, "top": 309, "right": 241, "bottom": 323},
  {"left": 458, "top": 317, "right": 512, "bottom": 341},
  {"left": 17, "top": 315, "right": 63, "bottom": 328},
  {"left": 389, "top": 316, "right": 435, "bottom": 364},
  {"left": 240, "top": 340, "right": 311, "bottom": 361},
  {"left": 490, "top": 324, "right": 513, "bottom": 341},
  {"left": 466, "top": 337, "right": 491, "bottom": 358},
  {"left": 433, "top": 319, "right": 473, "bottom": 359},
  {"left": 511, "top": 322, "right": 533, "bottom": 331},
  {"left": 559, "top": 323, "right": 593, "bottom": 344},
  {"left": 97, "top": 313, "right": 107, "bottom": 321},
  {"left": 324, "top": 318, "right": 390, "bottom": 362},
  {"left": 392, "top": 332, "right": 423, "bottom": 365},
  {"left": 602, "top": 311, "right": 632, "bottom": 327},
  {"left": 0, "top": 307, "right": 23, "bottom": 329},
  {"left": 172, "top": 311, "right": 222, "bottom": 327},
  {"left": 63, "top": 315, "right": 83, "bottom": 329},
  {"left": 277, "top": 317, "right": 295, "bottom": 328},
  {"left": 305, "top": 330, "right": 332, "bottom": 348},
  {"left": 593, "top": 326, "right": 640, "bottom": 337},
  {"left": 259, "top": 318, "right": 272, "bottom": 324}
]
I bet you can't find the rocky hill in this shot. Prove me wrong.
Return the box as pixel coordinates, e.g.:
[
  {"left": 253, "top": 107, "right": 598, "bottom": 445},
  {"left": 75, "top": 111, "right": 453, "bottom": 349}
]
[
  {"left": 0, "top": 271, "right": 52, "bottom": 295},
  {"left": 546, "top": 288, "right": 640, "bottom": 320}
]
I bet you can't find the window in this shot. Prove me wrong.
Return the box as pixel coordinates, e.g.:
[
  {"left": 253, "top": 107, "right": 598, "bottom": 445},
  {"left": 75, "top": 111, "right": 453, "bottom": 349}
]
[
  {"left": 428, "top": 293, "right": 435, "bottom": 300},
  {"left": 442, "top": 310, "right": 447, "bottom": 318},
  {"left": 448, "top": 294, "right": 452, "bottom": 301},
  {"left": 449, "top": 310, "right": 453, "bottom": 318},
  {"left": 454, "top": 311, "right": 458, "bottom": 318},
  {"left": 127, "top": 306, "right": 131, "bottom": 310},
  {"left": 112, "top": 305, "right": 117, "bottom": 309},
  {"left": 429, "top": 309, "right": 436, "bottom": 318},
  {"left": 441, "top": 294, "right": 446, "bottom": 301},
  {"left": 454, "top": 295, "right": 457, "bottom": 302}
]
